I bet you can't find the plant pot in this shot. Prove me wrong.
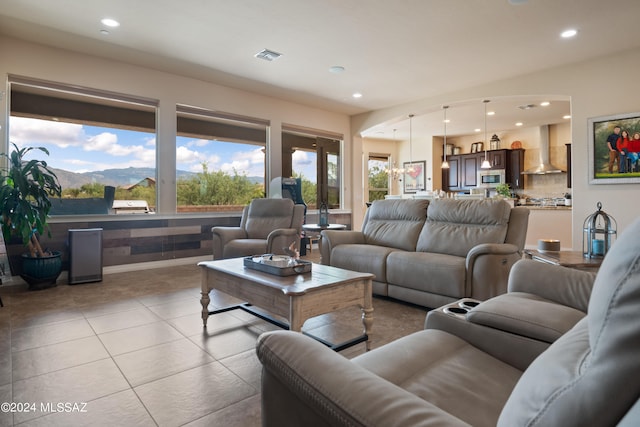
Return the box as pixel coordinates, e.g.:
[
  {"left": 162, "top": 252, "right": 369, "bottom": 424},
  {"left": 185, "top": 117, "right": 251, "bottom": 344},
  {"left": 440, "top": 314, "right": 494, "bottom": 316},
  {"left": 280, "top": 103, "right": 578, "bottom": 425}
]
[{"left": 20, "top": 251, "right": 62, "bottom": 290}]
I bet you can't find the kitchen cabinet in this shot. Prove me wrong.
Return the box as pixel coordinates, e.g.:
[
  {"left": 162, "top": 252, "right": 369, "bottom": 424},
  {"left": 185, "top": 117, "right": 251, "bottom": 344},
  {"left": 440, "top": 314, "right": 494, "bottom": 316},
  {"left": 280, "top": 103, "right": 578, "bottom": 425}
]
[
  {"left": 442, "top": 149, "right": 525, "bottom": 191},
  {"left": 462, "top": 154, "right": 480, "bottom": 187},
  {"left": 486, "top": 149, "right": 507, "bottom": 169},
  {"left": 508, "top": 149, "right": 525, "bottom": 189},
  {"left": 443, "top": 156, "right": 461, "bottom": 189}
]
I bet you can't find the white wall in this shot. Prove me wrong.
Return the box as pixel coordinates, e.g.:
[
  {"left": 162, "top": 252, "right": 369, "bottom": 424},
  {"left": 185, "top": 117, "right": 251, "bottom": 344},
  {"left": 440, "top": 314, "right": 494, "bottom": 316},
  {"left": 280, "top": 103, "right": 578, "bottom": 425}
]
[
  {"left": 351, "top": 46, "right": 640, "bottom": 247},
  {"left": 0, "top": 36, "right": 352, "bottom": 214}
]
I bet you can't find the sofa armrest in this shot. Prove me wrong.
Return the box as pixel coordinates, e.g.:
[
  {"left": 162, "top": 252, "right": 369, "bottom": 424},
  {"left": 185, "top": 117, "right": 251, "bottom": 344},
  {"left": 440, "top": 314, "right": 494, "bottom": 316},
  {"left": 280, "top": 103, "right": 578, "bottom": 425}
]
[
  {"left": 211, "top": 226, "right": 247, "bottom": 259},
  {"left": 266, "top": 228, "right": 301, "bottom": 254},
  {"left": 506, "top": 259, "right": 594, "bottom": 312},
  {"left": 320, "top": 230, "right": 366, "bottom": 265},
  {"left": 465, "top": 243, "right": 522, "bottom": 300},
  {"left": 257, "top": 331, "right": 471, "bottom": 427}
]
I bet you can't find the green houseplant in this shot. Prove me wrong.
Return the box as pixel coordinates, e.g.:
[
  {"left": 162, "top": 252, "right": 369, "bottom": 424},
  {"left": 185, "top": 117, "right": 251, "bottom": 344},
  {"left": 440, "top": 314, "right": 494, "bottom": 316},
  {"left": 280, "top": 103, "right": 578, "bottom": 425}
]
[
  {"left": 0, "top": 143, "right": 62, "bottom": 289},
  {"left": 495, "top": 183, "right": 512, "bottom": 198}
]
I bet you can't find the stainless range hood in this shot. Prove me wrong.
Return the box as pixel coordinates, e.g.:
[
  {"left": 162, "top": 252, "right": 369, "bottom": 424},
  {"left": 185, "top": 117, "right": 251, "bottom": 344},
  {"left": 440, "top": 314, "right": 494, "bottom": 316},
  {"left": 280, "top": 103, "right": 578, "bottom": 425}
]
[{"left": 522, "top": 125, "right": 564, "bottom": 175}]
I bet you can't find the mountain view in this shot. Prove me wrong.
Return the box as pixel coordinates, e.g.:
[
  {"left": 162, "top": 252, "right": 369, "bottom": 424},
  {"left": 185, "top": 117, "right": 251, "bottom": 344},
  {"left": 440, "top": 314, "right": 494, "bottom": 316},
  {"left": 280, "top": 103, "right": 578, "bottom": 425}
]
[{"left": 51, "top": 167, "right": 264, "bottom": 190}]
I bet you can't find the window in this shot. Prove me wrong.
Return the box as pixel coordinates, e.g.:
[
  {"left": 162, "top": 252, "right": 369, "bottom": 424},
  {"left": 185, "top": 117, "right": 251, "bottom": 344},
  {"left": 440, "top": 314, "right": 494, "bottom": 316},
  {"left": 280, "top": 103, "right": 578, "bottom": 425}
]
[
  {"left": 282, "top": 126, "right": 342, "bottom": 209},
  {"left": 176, "top": 105, "right": 268, "bottom": 212},
  {"left": 368, "top": 154, "right": 390, "bottom": 202},
  {"left": 8, "top": 76, "right": 158, "bottom": 215}
]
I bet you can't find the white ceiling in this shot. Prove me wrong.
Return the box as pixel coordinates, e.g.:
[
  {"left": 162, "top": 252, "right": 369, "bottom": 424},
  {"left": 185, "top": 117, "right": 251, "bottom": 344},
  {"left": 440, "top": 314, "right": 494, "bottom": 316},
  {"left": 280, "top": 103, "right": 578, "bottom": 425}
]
[{"left": 1, "top": 0, "right": 639, "bottom": 140}]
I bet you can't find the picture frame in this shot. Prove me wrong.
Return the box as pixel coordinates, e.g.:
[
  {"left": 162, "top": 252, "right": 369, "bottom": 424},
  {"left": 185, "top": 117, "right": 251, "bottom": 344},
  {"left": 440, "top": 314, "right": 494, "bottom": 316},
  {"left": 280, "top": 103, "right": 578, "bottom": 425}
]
[
  {"left": 403, "top": 161, "right": 426, "bottom": 193},
  {"left": 588, "top": 112, "right": 640, "bottom": 184}
]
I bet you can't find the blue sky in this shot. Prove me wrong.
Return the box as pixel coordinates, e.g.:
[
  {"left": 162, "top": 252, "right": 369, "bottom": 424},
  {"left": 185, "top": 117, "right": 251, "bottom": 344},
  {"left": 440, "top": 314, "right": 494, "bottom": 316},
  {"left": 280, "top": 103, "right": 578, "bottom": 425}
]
[{"left": 9, "top": 116, "right": 317, "bottom": 182}]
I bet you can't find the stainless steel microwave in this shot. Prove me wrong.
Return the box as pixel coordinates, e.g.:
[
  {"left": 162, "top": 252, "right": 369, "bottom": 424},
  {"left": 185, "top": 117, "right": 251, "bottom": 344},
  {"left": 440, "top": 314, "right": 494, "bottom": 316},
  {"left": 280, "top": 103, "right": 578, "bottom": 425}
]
[{"left": 477, "top": 169, "right": 505, "bottom": 188}]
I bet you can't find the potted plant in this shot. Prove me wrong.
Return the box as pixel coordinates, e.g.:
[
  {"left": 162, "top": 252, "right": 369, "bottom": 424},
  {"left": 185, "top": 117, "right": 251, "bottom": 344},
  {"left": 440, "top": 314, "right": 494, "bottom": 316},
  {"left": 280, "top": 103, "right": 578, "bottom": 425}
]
[
  {"left": 0, "top": 143, "right": 62, "bottom": 289},
  {"left": 495, "top": 183, "right": 512, "bottom": 198}
]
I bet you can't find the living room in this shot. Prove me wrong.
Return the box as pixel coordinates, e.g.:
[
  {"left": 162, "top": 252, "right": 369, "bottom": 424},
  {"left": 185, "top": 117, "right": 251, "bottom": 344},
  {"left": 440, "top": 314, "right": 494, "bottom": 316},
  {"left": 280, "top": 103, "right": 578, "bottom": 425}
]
[{"left": 0, "top": 1, "right": 639, "bottom": 425}]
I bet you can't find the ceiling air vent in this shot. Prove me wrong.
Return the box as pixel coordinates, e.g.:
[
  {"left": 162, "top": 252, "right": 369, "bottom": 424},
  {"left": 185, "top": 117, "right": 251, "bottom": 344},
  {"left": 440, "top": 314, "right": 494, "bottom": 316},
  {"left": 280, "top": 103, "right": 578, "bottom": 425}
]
[
  {"left": 254, "top": 49, "right": 283, "bottom": 62},
  {"left": 518, "top": 104, "right": 536, "bottom": 110}
]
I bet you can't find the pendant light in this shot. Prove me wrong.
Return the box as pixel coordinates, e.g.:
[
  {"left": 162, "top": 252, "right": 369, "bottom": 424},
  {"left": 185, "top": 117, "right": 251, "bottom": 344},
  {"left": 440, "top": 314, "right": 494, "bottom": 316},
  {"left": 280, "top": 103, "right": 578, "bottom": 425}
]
[
  {"left": 441, "top": 105, "right": 450, "bottom": 169},
  {"left": 480, "top": 99, "right": 492, "bottom": 169}
]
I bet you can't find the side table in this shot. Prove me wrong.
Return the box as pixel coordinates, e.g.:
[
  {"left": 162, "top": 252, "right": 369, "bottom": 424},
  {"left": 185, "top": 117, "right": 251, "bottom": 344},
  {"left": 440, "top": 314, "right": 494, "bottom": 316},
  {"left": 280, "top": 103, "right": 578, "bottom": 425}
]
[
  {"left": 524, "top": 249, "right": 603, "bottom": 271},
  {"left": 301, "top": 224, "right": 347, "bottom": 256}
]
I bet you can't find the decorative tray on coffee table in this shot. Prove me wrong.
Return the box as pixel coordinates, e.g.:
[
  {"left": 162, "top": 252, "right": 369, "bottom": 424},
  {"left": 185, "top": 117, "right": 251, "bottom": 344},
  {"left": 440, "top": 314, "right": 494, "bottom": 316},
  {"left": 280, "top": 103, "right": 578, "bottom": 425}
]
[{"left": 243, "top": 255, "right": 312, "bottom": 276}]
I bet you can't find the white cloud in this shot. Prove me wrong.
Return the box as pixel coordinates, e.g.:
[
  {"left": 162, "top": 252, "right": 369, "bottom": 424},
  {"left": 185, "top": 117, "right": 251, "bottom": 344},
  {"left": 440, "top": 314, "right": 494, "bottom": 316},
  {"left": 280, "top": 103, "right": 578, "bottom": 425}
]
[{"left": 9, "top": 117, "right": 85, "bottom": 148}]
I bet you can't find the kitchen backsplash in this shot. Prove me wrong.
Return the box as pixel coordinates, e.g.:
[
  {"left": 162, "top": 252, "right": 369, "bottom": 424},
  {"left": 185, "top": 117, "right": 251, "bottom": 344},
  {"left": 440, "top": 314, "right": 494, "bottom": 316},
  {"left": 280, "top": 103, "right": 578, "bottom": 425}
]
[{"left": 516, "top": 172, "right": 570, "bottom": 199}]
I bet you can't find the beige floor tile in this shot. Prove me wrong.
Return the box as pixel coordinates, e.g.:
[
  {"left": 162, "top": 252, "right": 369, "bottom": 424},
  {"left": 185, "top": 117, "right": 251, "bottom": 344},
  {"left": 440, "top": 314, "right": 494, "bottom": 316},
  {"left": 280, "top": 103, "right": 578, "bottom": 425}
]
[
  {"left": 11, "top": 318, "right": 95, "bottom": 352},
  {"left": 219, "top": 349, "right": 262, "bottom": 390},
  {"left": 18, "top": 390, "right": 155, "bottom": 427},
  {"left": 12, "top": 336, "right": 109, "bottom": 381},
  {"left": 12, "top": 359, "right": 130, "bottom": 424},
  {"left": 86, "top": 307, "right": 160, "bottom": 334},
  {"left": 114, "top": 338, "right": 215, "bottom": 387},
  {"left": 98, "top": 320, "right": 183, "bottom": 356},
  {"left": 134, "top": 361, "right": 256, "bottom": 426},
  {"left": 183, "top": 394, "right": 261, "bottom": 427},
  {"left": 189, "top": 327, "right": 261, "bottom": 360}
]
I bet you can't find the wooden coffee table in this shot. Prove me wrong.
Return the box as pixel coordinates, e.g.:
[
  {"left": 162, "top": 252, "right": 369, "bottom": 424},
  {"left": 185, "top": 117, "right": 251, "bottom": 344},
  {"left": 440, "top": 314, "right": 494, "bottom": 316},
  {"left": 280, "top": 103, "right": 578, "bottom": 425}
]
[{"left": 198, "top": 258, "right": 374, "bottom": 351}]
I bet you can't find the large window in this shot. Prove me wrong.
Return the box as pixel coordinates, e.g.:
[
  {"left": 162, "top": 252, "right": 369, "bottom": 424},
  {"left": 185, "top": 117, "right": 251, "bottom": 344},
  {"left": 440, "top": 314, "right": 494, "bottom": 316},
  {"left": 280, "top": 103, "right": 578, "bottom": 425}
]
[
  {"left": 8, "top": 77, "right": 158, "bottom": 215},
  {"left": 282, "top": 126, "right": 342, "bottom": 209},
  {"left": 176, "top": 105, "right": 268, "bottom": 212},
  {"left": 368, "top": 154, "right": 390, "bottom": 202}
]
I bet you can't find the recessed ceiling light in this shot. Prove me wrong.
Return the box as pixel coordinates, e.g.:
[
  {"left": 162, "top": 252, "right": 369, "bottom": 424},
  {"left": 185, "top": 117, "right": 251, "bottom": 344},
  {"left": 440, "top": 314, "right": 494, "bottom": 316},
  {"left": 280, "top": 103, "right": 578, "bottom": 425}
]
[
  {"left": 352, "top": 92, "right": 363, "bottom": 98},
  {"left": 563, "top": 115, "right": 571, "bottom": 119},
  {"left": 101, "top": 18, "right": 120, "bottom": 27},
  {"left": 487, "top": 111, "right": 495, "bottom": 116},
  {"left": 540, "top": 101, "right": 550, "bottom": 107},
  {"left": 561, "top": 29, "right": 577, "bottom": 38},
  {"left": 474, "top": 128, "right": 481, "bottom": 132},
  {"left": 329, "top": 66, "right": 345, "bottom": 73},
  {"left": 515, "top": 122, "right": 523, "bottom": 126},
  {"left": 444, "top": 119, "right": 450, "bottom": 123}
]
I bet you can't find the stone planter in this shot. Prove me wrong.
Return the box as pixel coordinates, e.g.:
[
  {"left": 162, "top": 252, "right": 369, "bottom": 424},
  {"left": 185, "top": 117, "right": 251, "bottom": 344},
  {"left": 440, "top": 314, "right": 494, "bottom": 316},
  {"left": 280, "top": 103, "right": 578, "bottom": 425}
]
[{"left": 20, "top": 251, "right": 62, "bottom": 290}]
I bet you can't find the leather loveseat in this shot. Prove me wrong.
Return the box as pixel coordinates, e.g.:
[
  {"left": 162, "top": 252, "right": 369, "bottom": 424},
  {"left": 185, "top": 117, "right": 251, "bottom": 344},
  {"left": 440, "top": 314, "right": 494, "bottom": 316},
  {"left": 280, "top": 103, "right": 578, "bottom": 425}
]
[
  {"left": 320, "top": 198, "right": 529, "bottom": 308},
  {"left": 256, "top": 217, "right": 640, "bottom": 427}
]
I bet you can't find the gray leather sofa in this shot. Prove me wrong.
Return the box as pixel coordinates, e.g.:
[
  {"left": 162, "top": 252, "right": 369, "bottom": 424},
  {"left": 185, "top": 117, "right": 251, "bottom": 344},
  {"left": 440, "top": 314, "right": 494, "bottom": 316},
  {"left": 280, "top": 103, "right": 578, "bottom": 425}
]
[
  {"left": 256, "top": 217, "right": 640, "bottom": 427},
  {"left": 320, "top": 198, "right": 530, "bottom": 308}
]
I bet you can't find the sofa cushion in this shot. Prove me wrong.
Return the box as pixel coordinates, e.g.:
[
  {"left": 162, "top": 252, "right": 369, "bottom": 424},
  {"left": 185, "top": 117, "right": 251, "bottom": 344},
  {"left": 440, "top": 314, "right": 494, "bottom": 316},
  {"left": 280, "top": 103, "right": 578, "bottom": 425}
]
[
  {"left": 331, "top": 244, "right": 399, "bottom": 284},
  {"left": 353, "top": 329, "right": 522, "bottom": 427},
  {"left": 362, "top": 199, "right": 429, "bottom": 251},
  {"left": 386, "top": 251, "right": 467, "bottom": 299},
  {"left": 417, "top": 199, "right": 510, "bottom": 257},
  {"left": 498, "top": 218, "right": 640, "bottom": 426}
]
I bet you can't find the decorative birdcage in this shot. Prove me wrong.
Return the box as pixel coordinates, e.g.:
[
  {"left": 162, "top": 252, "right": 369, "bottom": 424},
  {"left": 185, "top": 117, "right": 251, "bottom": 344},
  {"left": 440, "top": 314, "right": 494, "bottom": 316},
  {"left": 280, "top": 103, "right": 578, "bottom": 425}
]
[{"left": 583, "top": 202, "right": 617, "bottom": 258}]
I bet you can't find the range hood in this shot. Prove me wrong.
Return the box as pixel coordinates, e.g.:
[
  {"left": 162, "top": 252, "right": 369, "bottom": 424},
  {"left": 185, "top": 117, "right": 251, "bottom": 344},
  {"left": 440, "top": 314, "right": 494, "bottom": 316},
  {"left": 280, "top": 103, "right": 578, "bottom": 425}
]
[{"left": 522, "top": 125, "right": 564, "bottom": 175}]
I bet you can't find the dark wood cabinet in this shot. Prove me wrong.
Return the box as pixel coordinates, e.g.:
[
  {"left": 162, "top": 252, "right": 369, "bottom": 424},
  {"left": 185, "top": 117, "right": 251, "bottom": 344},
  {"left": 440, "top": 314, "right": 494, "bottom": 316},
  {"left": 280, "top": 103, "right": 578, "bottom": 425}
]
[
  {"left": 444, "top": 156, "right": 461, "bottom": 190},
  {"left": 508, "top": 149, "right": 525, "bottom": 189},
  {"left": 462, "top": 154, "right": 480, "bottom": 187},
  {"left": 442, "top": 149, "right": 525, "bottom": 191},
  {"left": 487, "top": 149, "right": 507, "bottom": 169}
]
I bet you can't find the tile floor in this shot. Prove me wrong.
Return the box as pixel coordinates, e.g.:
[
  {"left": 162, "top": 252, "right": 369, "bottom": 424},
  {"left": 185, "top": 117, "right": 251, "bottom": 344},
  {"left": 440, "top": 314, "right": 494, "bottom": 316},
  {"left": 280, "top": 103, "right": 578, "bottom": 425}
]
[{"left": 0, "top": 252, "right": 428, "bottom": 426}]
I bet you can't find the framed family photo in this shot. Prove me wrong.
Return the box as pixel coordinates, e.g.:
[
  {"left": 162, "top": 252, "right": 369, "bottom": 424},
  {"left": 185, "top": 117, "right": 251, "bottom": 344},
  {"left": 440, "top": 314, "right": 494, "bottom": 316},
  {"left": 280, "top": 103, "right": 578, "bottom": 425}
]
[
  {"left": 403, "top": 161, "right": 426, "bottom": 193},
  {"left": 588, "top": 112, "right": 640, "bottom": 184}
]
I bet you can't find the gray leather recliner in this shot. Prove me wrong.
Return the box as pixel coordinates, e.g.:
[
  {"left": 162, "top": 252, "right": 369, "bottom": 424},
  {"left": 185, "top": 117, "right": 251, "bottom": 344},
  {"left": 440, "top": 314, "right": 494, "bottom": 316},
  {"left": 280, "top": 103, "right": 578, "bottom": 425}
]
[
  {"left": 257, "top": 217, "right": 640, "bottom": 427},
  {"left": 211, "top": 198, "right": 305, "bottom": 259}
]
